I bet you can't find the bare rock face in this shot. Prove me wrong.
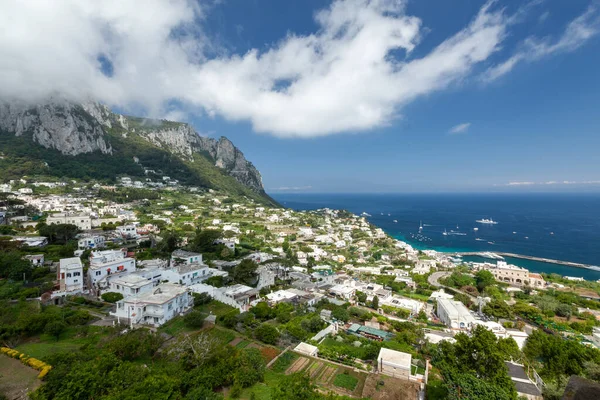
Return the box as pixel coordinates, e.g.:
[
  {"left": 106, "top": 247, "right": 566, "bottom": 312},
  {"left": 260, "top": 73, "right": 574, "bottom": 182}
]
[
  {"left": 137, "top": 125, "right": 264, "bottom": 192},
  {"left": 137, "top": 124, "right": 201, "bottom": 160},
  {"left": 0, "top": 101, "right": 112, "bottom": 155},
  {"left": 0, "top": 98, "right": 265, "bottom": 192}
]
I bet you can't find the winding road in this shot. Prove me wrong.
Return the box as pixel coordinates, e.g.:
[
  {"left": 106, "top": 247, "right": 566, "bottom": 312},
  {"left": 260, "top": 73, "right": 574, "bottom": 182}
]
[{"left": 427, "top": 271, "right": 478, "bottom": 302}]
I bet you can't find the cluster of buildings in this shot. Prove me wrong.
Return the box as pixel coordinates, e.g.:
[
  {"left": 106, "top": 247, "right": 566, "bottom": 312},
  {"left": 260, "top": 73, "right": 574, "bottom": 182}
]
[{"left": 51, "top": 248, "right": 233, "bottom": 327}]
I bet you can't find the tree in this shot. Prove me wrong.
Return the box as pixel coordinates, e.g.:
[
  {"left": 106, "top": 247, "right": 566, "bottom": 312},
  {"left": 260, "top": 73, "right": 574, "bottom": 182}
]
[
  {"left": 482, "top": 299, "right": 513, "bottom": 319},
  {"left": 232, "top": 259, "right": 258, "bottom": 285},
  {"left": 189, "top": 229, "right": 222, "bottom": 254},
  {"left": 475, "top": 270, "right": 496, "bottom": 292},
  {"left": 184, "top": 310, "right": 206, "bottom": 328},
  {"left": 37, "top": 223, "right": 79, "bottom": 244},
  {"left": 416, "top": 310, "right": 428, "bottom": 323},
  {"left": 271, "top": 373, "right": 321, "bottom": 400},
  {"left": 433, "top": 325, "right": 517, "bottom": 400},
  {"left": 555, "top": 303, "right": 573, "bottom": 319},
  {"left": 355, "top": 291, "right": 367, "bottom": 304},
  {"left": 157, "top": 230, "right": 181, "bottom": 254},
  {"left": 44, "top": 320, "right": 67, "bottom": 341},
  {"left": 234, "top": 348, "right": 265, "bottom": 388},
  {"left": 251, "top": 301, "right": 274, "bottom": 321},
  {"left": 101, "top": 292, "right": 124, "bottom": 303},
  {"left": 254, "top": 323, "right": 280, "bottom": 345},
  {"left": 371, "top": 295, "right": 379, "bottom": 310},
  {"left": 192, "top": 292, "right": 213, "bottom": 306},
  {"left": 446, "top": 373, "right": 513, "bottom": 400},
  {"left": 332, "top": 307, "right": 349, "bottom": 322}
]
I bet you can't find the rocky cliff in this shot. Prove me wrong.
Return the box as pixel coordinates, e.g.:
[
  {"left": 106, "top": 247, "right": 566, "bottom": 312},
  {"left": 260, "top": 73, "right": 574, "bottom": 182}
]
[{"left": 0, "top": 99, "right": 265, "bottom": 194}]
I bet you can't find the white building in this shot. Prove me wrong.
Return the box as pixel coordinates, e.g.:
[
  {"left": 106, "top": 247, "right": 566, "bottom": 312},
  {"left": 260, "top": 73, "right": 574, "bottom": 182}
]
[
  {"left": 89, "top": 249, "right": 136, "bottom": 287},
  {"left": 377, "top": 348, "right": 412, "bottom": 379},
  {"left": 437, "top": 298, "right": 475, "bottom": 330},
  {"left": 47, "top": 213, "right": 91, "bottom": 230},
  {"left": 329, "top": 284, "right": 356, "bottom": 300},
  {"left": 170, "top": 249, "right": 202, "bottom": 266},
  {"left": 58, "top": 257, "right": 84, "bottom": 293},
  {"left": 24, "top": 254, "right": 44, "bottom": 266},
  {"left": 294, "top": 342, "right": 319, "bottom": 357},
  {"left": 475, "top": 261, "right": 546, "bottom": 288},
  {"left": 164, "top": 250, "right": 211, "bottom": 286},
  {"left": 413, "top": 260, "right": 436, "bottom": 275},
  {"left": 108, "top": 274, "right": 154, "bottom": 299},
  {"left": 78, "top": 235, "right": 106, "bottom": 250},
  {"left": 111, "top": 284, "right": 193, "bottom": 327},
  {"left": 117, "top": 224, "right": 138, "bottom": 239}
]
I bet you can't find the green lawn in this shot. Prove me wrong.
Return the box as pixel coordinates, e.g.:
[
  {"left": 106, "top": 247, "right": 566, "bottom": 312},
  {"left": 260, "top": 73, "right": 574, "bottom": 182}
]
[
  {"left": 205, "top": 326, "right": 237, "bottom": 344},
  {"left": 239, "top": 369, "right": 285, "bottom": 400},
  {"left": 16, "top": 326, "right": 108, "bottom": 361},
  {"left": 195, "top": 300, "right": 236, "bottom": 317},
  {"left": 333, "top": 372, "right": 358, "bottom": 391},
  {"left": 158, "top": 316, "right": 197, "bottom": 336}
]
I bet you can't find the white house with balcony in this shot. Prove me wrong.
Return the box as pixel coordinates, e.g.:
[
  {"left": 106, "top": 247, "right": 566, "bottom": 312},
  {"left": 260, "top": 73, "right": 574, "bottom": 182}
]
[
  {"left": 78, "top": 235, "right": 106, "bottom": 250},
  {"left": 117, "top": 224, "right": 138, "bottom": 240},
  {"left": 107, "top": 274, "right": 154, "bottom": 299},
  {"left": 58, "top": 257, "right": 84, "bottom": 293},
  {"left": 88, "top": 249, "right": 136, "bottom": 287},
  {"left": 111, "top": 283, "right": 193, "bottom": 327}
]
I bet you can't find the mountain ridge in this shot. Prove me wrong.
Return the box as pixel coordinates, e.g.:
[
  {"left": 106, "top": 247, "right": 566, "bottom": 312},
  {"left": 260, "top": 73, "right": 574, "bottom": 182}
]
[{"left": 0, "top": 99, "right": 275, "bottom": 205}]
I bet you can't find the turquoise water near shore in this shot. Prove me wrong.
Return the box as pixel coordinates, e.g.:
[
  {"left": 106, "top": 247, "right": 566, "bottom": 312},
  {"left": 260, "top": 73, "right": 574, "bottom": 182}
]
[{"left": 273, "top": 193, "right": 600, "bottom": 281}]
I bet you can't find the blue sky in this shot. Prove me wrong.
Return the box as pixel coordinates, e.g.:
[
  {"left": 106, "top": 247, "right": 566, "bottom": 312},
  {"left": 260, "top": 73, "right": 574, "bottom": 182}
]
[{"left": 3, "top": 0, "right": 600, "bottom": 193}]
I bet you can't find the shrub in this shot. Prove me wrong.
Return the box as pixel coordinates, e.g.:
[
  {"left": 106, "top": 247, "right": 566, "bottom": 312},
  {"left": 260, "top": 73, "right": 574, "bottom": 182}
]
[
  {"left": 184, "top": 310, "right": 205, "bottom": 328},
  {"left": 254, "top": 323, "right": 280, "bottom": 345},
  {"left": 101, "top": 292, "right": 124, "bottom": 303}
]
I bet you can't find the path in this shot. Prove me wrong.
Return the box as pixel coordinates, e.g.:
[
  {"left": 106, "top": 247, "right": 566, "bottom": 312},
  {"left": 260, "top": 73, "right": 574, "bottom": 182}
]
[{"left": 428, "top": 271, "right": 478, "bottom": 302}]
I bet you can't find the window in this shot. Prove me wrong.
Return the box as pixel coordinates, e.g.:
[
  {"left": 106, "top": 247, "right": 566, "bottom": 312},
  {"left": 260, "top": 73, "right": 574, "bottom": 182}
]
[
  {"left": 96, "top": 271, "right": 101, "bottom": 276},
  {"left": 67, "top": 273, "right": 72, "bottom": 278}
]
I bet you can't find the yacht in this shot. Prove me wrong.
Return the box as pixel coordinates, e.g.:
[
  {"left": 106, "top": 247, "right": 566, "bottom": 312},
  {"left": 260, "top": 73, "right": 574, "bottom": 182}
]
[
  {"left": 442, "top": 229, "right": 448, "bottom": 236},
  {"left": 476, "top": 218, "right": 498, "bottom": 225},
  {"left": 419, "top": 221, "right": 423, "bottom": 232}
]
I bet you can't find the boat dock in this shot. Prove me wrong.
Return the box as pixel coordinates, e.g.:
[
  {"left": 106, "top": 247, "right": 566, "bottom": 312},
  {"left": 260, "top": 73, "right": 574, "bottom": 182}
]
[{"left": 453, "top": 252, "right": 597, "bottom": 270}]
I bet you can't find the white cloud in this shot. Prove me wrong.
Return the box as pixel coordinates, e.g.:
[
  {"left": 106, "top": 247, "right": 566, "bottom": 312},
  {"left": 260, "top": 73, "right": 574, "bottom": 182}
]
[
  {"left": 271, "top": 186, "right": 313, "bottom": 191},
  {"left": 0, "top": 0, "right": 551, "bottom": 138},
  {"left": 448, "top": 122, "right": 471, "bottom": 134},
  {"left": 485, "top": 5, "right": 600, "bottom": 81},
  {"left": 502, "top": 180, "right": 600, "bottom": 186}
]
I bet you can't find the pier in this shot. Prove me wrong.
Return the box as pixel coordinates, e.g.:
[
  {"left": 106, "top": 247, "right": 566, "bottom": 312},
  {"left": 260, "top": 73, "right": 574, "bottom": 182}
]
[{"left": 453, "top": 252, "right": 598, "bottom": 270}]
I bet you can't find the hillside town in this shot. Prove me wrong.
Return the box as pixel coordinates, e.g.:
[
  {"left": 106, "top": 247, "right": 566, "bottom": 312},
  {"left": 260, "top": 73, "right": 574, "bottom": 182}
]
[{"left": 2, "top": 179, "right": 600, "bottom": 400}]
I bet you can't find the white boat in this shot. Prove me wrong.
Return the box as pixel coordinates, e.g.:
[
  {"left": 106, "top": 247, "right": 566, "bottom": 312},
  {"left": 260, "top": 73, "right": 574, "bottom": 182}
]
[
  {"left": 442, "top": 229, "right": 448, "bottom": 236},
  {"left": 393, "top": 220, "right": 398, "bottom": 223},
  {"left": 550, "top": 232, "right": 554, "bottom": 235},
  {"left": 473, "top": 227, "right": 479, "bottom": 231},
  {"left": 476, "top": 218, "right": 498, "bottom": 225},
  {"left": 419, "top": 221, "right": 423, "bottom": 232},
  {"left": 361, "top": 212, "right": 371, "bottom": 217},
  {"left": 475, "top": 238, "right": 485, "bottom": 241}
]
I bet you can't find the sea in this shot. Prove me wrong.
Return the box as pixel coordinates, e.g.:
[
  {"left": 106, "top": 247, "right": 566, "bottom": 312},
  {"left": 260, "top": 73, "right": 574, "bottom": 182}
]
[{"left": 271, "top": 193, "right": 600, "bottom": 281}]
